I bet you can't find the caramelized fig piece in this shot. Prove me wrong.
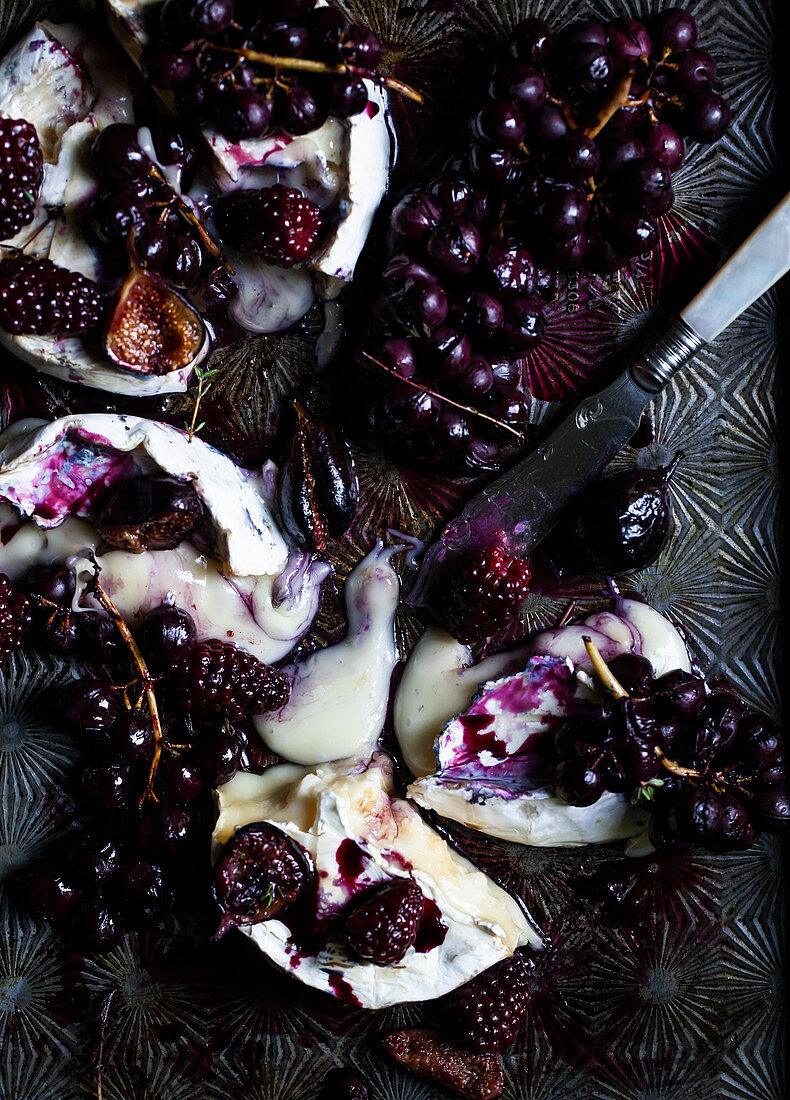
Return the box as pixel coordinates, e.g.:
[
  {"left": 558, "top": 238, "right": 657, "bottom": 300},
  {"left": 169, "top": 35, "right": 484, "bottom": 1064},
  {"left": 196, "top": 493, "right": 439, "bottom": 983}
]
[
  {"left": 213, "top": 821, "right": 313, "bottom": 938},
  {"left": 276, "top": 403, "right": 359, "bottom": 551},
  {"left": 382, "top": 1029, "right": 504, "bottom": 1100},
  {"left": 541, "top": 452, "right": 683, "bottom": 577},
  {"left": 104, "top": 265, "right": 209, "bottom": 376},
  {"left": 96, "top": 474, "right": 203, "bottom": 552}
]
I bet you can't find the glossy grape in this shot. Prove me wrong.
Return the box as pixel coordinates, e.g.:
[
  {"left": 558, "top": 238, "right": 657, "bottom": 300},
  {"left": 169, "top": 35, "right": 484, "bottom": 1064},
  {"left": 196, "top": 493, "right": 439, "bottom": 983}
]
[
  {"left": 554, "top": 757, "right": 604, "bottom": 806},
  {"left": 63, "top": 679, "right": 120, "bottom": 731}
]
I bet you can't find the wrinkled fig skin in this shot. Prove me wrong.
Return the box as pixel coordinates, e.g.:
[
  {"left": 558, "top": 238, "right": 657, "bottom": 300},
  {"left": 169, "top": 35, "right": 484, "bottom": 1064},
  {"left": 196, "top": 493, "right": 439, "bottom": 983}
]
[
  {"left": 541, "top": 454, "right": 682, "bottom": 577},
  {"left": 276, "top": 409, "right": 359, "bottom": 551},
  {"left": 96, "top": 474, "right": 204, "bottom": 552},
  {"left": 382, "top": 1029, "right": 504, "bottom": 1100},
  {"left": 213, "top": 822, "right": 313, "bottom": 938}
]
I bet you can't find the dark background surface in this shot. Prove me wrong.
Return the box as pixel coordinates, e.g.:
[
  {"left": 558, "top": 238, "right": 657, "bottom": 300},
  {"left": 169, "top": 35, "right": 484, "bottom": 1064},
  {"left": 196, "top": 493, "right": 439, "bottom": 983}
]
[{"left": 0, "top": 0, "right": 785, "bottom": 1097}]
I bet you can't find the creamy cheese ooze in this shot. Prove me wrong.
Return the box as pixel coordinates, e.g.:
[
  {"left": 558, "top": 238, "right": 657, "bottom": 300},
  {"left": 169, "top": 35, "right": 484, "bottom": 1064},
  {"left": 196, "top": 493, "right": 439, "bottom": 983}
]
[
  {"left": 214, "top": 755, "right": 541, "bottom": 1009},
  {"left": 254, "top": 543, "right": 401, "bottom": 763}
]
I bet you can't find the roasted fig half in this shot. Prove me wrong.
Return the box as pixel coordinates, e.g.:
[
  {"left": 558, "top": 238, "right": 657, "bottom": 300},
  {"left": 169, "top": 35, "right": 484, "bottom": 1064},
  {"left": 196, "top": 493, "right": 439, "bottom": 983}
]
[
  {"left": 213, "top": 821, "right": 313, "bottom": 938},
  {"left": 276, "top": 403, "right": 359, "bottom": 551},
  {"left": 104, "top": 265, "right": 209, "bottom": 376},
  {"left": 541, "top": 452, "right": 682, "bottom": 577},
  {"left": 96, "top": 474, "right": 203, "bottom": 552}
]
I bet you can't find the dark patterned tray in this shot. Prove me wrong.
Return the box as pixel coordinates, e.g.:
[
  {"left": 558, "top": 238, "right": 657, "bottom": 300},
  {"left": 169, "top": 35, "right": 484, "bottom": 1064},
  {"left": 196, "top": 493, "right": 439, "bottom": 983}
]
[{"left": 0, "top": 1, "right": 784, "bottom": 1098}]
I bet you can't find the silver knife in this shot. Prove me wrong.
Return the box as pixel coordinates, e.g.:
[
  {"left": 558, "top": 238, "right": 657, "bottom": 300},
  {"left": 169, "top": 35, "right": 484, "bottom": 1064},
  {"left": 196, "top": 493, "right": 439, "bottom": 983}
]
[{"left": 409, "top": 190, "right": 790, "bottom": 607}]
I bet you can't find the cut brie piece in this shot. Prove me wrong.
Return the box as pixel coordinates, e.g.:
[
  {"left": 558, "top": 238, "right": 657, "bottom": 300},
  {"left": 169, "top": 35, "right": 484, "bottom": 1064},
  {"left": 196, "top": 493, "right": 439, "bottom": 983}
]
[
  {"left": 105, "top": 0, "right": 391, "bottom": 300},
  {"left": 0, "top": 414, "right": 287, "bottom": 577},
  {"left": 411, "top": 783, "right": 648, "bottom": 847},
  {"left": 214, "top": 755, "right": 541, "bottom": 1009},
  {"left": 0, "top": 23, "right": 199, "bottom": 394},
  {"left": 0, "top": 22, "right": 93, "bottom": 161},
  {"left": 397, "top": 604, "right": 691, "bottom": 847}
]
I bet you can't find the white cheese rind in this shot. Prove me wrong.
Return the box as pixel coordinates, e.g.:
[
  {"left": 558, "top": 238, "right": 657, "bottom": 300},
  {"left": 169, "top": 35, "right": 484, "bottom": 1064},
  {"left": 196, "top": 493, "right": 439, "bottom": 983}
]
[
  {"left": 0, "top": 414, "right": 288, "bottom": 577},
  {"left": 214, "top": 756, "right": 541, "bottom": 1009},
  {"left": 311, "top": 82, "right": 391, "bottom": 293},
  {"left": 409, "top": 781, "right": 649, "bottom": 846}
]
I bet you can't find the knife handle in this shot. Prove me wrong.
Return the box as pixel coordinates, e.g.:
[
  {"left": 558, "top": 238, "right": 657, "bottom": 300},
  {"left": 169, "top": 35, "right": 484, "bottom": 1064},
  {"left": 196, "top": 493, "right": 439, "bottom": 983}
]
[
  {"left": 681, "top": 190, "right": 790, "bottom": 342},
  {"left": 628, "top": 316, "right": 705, "bottom": 394}
]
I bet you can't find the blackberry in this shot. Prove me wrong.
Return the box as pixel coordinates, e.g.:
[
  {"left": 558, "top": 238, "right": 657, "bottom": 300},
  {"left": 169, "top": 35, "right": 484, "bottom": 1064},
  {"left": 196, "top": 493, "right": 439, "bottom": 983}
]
[
  {"left": 0, "top": 573, "right": 32, "bottom": 660},
  {"left": 0, "top": 255, "right": 104, "bottom": 335},
  {"left": 452, "top": 953, "right": 532, "bottom": 1051},
  {"left": 440, "top": 545, "right": 531, "bottom": 644},
  {"left": 177, "top": 640, "right": 290, "bottom": 719},
  {"left": 345, "top": 877, "right": 424, "bottom": 965},
  {"left": 0, "top": 117, "right": 43, "bottom": 240},
  {"left": 213, "top": 185, "right": 323, "bottom": 267}
]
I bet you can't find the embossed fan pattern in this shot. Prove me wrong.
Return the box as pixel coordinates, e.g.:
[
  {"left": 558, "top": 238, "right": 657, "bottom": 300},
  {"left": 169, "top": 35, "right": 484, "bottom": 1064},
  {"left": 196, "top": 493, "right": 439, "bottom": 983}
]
[{"left": 0, "top": 0, "right": 785, "bottom": 1097}]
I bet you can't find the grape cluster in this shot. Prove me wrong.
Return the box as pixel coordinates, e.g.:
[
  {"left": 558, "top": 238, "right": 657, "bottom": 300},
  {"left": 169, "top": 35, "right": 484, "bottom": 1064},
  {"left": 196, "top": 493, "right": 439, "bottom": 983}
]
[
  {"left": 87, "top": 121, "right": 232, "bottom": 304},
  {"left": 470, "top": 9, "right": 730, "bottom": 272},
  {"left": 350, "top": 8, "right": 729, "bottom": 474},
  {"left": 142, "top": 0, "right": 383, "bottom": 142},
  {"left": 552, "top": 653, "right": 788, "bottom": 853},
  {"left": 18, "top": 575, "right": 284, "bottom": 951}
]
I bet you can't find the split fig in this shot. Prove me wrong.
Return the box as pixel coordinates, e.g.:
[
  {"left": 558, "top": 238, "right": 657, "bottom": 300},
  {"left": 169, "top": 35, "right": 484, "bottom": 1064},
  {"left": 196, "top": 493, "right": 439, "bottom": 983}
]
[
  {"left": 104, "top": 266, "right": 209, "bottom": 376},
  {"left": 96, "top": 474, "right": 203, "bottom": 552}
]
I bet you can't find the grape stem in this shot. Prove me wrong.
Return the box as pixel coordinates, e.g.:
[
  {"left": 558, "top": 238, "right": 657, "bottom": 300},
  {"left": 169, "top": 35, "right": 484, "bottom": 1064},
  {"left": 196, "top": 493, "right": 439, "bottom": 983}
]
[
  {"left": 583, "top": 69, "right": 636, "bottom": 139},
  {"left": 583, "top": 636, "right": 708, "bottom": 782},
  {"left": 89, "top": 578, "right": 164, "bottom": 805},
  {"left": 582, "top": 635, "right": 629, "bottom": 698},
  {"left": 210, "top": 44, "right": 424, "bottom": 103},
  {"left": 147, "top": 163, "right": 234, "bottom": 275},
  {"left": 653, "top": 744, "right": 703, "bottom": 780},
  {"left": 361, "top": 351, "right": 525, "bottom": 440},
  {"left": 556, "top": 599, "right": 577, "bottom": 628}
]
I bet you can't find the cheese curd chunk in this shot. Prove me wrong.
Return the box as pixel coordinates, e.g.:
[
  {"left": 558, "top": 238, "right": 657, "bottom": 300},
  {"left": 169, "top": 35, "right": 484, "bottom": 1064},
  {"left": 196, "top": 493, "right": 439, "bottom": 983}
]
[
  {"left": 254, "top": 543, "right": 401, "bottom": 764},
  {"left": 0, "top": 414, "right": 287, "bottom": 577},
  {"left": 213, "top": 755, "right": 541, "bottom": 1009},
  {"left": 397, "top": 605, "right": 691, "bottom": 847},
  {"left": 0, "top": 23, "right": 203, "bottom": 394}
]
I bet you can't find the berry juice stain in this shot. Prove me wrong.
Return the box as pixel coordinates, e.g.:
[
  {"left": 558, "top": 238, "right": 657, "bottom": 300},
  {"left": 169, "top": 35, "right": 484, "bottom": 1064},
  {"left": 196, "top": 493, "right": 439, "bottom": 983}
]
[
  {"left": 455, "top": 714, "right": 507, "bottom": 761},
  {"left": 335, "top": 838, "right": 365, "bottom": 890},
  {"left": 414, "top": 897, "right": 447, "bottom": 953},
  {"left": 327, "top": 972, "right": 361, "bottom": 1006}
]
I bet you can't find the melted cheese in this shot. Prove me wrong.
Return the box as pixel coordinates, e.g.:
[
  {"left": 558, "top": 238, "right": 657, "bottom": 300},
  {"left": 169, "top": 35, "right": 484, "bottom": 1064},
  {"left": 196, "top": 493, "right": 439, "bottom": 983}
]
[{"left": 254, "top": 544, "right": 400, "bottom": 763}]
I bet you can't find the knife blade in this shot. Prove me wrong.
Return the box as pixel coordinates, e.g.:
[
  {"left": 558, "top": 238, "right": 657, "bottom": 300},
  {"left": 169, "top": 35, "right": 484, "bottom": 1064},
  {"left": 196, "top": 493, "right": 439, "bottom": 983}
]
[{"left": 409, "top": 190, "right": 790, "bottom": 608}]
